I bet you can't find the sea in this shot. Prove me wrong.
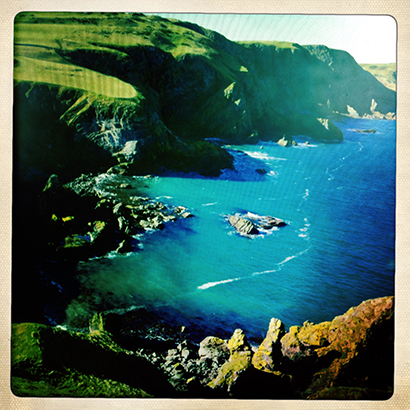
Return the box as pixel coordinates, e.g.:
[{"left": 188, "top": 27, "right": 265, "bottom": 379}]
[{"left": 61, "top": 117, "right": 396, "bottom": 344}]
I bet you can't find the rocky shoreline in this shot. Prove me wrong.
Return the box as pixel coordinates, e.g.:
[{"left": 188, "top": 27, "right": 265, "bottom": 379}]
[
  {"left": 11, "top": 296, "right": 394, "bottom": 399},
  {"left": 11, "top": 13, "right": 396, "bottom": 401}
]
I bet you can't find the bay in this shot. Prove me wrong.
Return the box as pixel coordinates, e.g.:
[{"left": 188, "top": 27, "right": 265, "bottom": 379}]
[{"left": 65, "top": 117, "right": 395, "bottom": 344}]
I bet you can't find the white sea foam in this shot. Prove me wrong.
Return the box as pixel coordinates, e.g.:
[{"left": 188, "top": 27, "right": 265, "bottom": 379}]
[
  {"left": 197, "top": 277, "right": 241, "bottom": 290},
  {"left": 202, "top": 202, "right": 218, "bottom": 207},
  {"left": 155, "top": 195, "right": 173, "bottom": 200},
  {"left": 252, "top": 269, "right": 277, "bottom": 276},
  {"left": 303, "top": 189, "right": 309, "bottom": 200},
  {"left": 244, "top": 151, "right": 287, "bottom": 161}
]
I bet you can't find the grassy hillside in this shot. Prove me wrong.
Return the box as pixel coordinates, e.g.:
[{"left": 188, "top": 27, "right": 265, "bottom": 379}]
[
  {"left": 360, "top": 63, "right": 396, "bottom": 91},
  {"left": 14, "top": 11, "right": 396, "bottom": 188}
]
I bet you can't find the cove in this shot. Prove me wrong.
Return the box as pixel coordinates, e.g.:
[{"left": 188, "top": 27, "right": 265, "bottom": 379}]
[{"left": 57, "top": 117, "right": 396, "bottom": 344}]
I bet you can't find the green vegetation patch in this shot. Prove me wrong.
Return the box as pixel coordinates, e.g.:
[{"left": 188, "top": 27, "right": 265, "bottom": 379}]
[
  {"left": 14, "top": 55, "right": 138, "bottom": 99},
  {"left": 360, "top": 63, "right": 396, "bottom": 91},
  {"left": 239, "top": 40, "right": 299, "bottom": 51}
]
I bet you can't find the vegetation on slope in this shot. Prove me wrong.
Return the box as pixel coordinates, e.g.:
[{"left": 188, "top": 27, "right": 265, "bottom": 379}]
[{"left": 360, "top": 63, "right": 396, "bottom": 91}]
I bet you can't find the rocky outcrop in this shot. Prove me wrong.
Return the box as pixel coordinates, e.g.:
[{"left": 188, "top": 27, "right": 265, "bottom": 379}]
[
  {"left": 11, "top": 296, "right": 394, "bottom": 399},
  {"left": 252, "top": 318, "right": 286, "bottom": 372},
  {"left": 207, "top": 329, "right": 253, "bottom": 393},
  {"left": 22, "top": 172, "right": 194, "bottom": 260},
  {"left": 228, "top": 212, "right": 286, "bottom": 236}
]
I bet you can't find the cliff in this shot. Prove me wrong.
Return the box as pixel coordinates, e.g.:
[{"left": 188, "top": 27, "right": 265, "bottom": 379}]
[
  {"left": 14, "top": 12, "right": 396, "bottom": 187},
  {"left": 11, "top": 296, "right": 394, "bottom": 399}
]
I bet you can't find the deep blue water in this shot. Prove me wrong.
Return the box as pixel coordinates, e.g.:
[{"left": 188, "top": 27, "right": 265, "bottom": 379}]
[{"left": 66, "top": 117, "right": 395, "bottom": 344}]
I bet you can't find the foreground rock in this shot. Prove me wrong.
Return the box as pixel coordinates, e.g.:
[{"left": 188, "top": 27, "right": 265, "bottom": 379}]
[
  {"left": 11, "top": 296, "right": 393, "bottom": 399},
  {"left": 228, "top": 212, "right": 287, "bottom": 236}
]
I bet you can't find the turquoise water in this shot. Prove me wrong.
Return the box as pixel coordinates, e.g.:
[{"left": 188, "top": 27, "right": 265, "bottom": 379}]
[{"left": 69, "top": 117, "right": 395, "bottom": 343}]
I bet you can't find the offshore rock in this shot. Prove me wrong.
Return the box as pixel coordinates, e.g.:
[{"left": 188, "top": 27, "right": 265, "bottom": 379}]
[
  {"left": 276, "top": 134, "right": 296, "bottom": 147},
  {"left": 228, "top": 215, "right": 259, "bottom": 236},
  {"left": 228, "top": 212, "right": 286, "bottom": 236}
]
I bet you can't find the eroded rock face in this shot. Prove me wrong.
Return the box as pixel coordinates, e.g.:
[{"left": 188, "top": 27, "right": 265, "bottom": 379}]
[
  {"left": 208, "top": 329, "right": 253, "bottom": 393},
  {"left": 304, "top": 296, "right": 394, "bottom": 398},
  {"left": 252, "top": 318, "right": 286, "bottom": 372}
]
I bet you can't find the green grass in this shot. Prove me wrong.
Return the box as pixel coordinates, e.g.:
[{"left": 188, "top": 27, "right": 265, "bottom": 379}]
[
  {"left": 14, "top": 54, "right": 138, "bottom": 99},
  {"left": 239, "top": 40, "right": 299, "bottom": 51},
  {"left": 14, "top": 11, "right": 249, "bottom": 89}
]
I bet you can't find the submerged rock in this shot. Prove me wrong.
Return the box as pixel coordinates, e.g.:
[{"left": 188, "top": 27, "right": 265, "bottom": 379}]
[{"left": 352, "top": 129, "right": 377, "bottom": 133}]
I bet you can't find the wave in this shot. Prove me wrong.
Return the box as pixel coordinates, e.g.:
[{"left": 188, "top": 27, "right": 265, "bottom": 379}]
[
  {"left": 252, "top": 269, "right": 278, "bottom": 276},
  {"left": 197, "top": 277, "right": 241, "bottom": 290},
  {"left": 243, "top": 151, "right": 287, "bottom": 161},
  {"left": 155, "top": 195, "right": 173, "bottom": 200},
  {"left": 199, "top": 247, "right": 310, "bottom": 290},
  {"left": 202, "top": 202, "right": 218, "bottom": 207}
]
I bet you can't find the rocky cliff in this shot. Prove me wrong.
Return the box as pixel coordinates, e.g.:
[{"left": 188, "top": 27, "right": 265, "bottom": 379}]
[{"left": 11, "top": 296, "right": 394, "bottom": 399}]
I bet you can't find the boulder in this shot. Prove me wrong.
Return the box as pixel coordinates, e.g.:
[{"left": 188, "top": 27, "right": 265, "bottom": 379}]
[{"left": 198, "top": 336, "right": 230, "bottom": 362}]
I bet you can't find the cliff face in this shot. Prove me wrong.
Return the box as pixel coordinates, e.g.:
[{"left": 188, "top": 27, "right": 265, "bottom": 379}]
[
  {"left": 305, "top": 45, "right": 396, "bottom": 116},
  {"left": 14, "top": 12, "right": 396, "bottom": 183}
]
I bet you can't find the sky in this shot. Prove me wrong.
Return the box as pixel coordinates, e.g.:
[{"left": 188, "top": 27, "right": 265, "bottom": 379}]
[{"left": 153, "top": 14, "right": 397, "bottom": 64}]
